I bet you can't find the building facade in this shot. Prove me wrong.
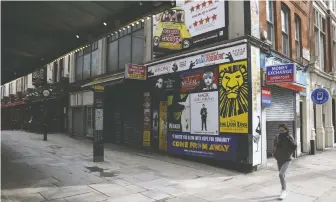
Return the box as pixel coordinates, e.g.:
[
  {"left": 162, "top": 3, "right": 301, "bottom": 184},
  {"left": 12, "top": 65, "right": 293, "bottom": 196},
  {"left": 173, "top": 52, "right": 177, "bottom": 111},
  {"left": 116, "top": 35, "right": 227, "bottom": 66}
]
[{"left": 2, "top": 0, "right": 336, "bottom": 171}]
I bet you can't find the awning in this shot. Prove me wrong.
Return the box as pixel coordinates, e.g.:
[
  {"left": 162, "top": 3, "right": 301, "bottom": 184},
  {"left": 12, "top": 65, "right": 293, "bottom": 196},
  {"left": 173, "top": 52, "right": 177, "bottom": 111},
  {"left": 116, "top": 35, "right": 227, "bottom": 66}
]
[
  {"left": 81, "top": 72, "right": 124, "bottom": 88},
  {"left": 1, "top": 101, "right": 26, "bottom": 108},
  {"left": 276, "top": 83, "right": 306, "bottom": 92}
]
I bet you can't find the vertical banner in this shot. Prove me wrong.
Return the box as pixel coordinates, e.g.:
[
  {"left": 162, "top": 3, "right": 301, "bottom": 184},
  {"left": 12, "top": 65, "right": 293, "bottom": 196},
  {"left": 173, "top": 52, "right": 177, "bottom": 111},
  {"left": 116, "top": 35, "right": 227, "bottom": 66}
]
[
  {"left": 190, "top": 92, "right": 219, "bottom": 135},
  {"left": 167, "top": 94, "right": 189, "bottom": 132},
  {"left": 250, "top": 0, "right": 260, "bottom": 39},
  {"left": 143, "top": 92, "right": 151, "bottom": 147},
  {"left": 159, "top": 101, "right": 168, "bottom": 151},
  {"left": 219, "top": 60, "right": 249, "bottom": 133},
  {"left": 251, "top": 46, "right": 262, "bottom": 166},
  {"left": 152, "top": 105, "right": 159, "bottom": 140}
]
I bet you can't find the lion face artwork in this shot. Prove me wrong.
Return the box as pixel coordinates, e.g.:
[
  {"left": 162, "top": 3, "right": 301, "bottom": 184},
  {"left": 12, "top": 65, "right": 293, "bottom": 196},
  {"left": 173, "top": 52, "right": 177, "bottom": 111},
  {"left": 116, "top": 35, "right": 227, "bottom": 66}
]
[{"left": 219, "top": 63, "right": 249, "bottom": 118}]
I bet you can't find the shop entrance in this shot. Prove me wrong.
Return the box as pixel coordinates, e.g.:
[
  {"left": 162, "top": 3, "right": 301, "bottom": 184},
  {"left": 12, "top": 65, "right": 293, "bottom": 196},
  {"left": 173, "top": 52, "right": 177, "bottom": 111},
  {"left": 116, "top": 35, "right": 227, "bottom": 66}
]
[
  {"left": 300, "top": 101, "right": 304, "bottom": 153},
  {"left": 333, "top": 98, "right": 336, "bottom": 143}
]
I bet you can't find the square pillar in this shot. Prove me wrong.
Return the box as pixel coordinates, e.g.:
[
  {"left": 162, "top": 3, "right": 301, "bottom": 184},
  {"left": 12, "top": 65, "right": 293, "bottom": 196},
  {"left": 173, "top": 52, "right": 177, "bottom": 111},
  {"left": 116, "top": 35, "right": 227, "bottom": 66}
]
[
  {"left": 324, "top": 99, "right": 335, "bottom": 148},
  {"left": 316, "top": 104, "right": 325, "bottom": 150},
  {"left": 93, "top": 85, "right": 105, "bottom": 162}
]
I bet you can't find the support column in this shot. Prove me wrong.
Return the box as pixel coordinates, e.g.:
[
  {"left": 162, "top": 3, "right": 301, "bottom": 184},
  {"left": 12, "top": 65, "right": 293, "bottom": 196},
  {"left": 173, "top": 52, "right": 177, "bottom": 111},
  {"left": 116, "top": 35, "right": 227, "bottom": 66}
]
[
  {"left": 316, "top": 104, "right": 325, "bottom": 150},
  {"left": 324, "top": 99, "right": 335, "bottom": 147},
  {"left": 93, "top": 85, "right": 104, "bottom": 162}
]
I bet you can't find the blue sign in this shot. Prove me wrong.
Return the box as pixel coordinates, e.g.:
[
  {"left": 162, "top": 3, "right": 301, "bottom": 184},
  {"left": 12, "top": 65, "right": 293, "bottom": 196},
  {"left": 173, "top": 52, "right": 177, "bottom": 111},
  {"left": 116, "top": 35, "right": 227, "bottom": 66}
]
[
  {"left": 167, "top": 133, "right": 237, "bottom": 160},
  {"left": 311, "top": 88, "right": 330, "bottom": 105},
  {"left": 262, "top": 87, "right": 272, "bottom": 107},
  {"left": 266, "top": 63, "right": 296, "bottom": 84}
]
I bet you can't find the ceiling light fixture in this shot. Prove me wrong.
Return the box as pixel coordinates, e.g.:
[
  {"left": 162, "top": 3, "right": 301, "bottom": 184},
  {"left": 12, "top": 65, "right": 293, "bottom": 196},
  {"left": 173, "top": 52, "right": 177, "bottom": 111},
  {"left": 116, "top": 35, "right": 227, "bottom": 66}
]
[
  {"left": 141, "top": 19, "right": 145, "bottom": 22},
  {"left": 103, "top": 22, "right": 107, "bottom": 26},
  {"left": 132, "top": 23, "right": 135, "bottom": 26},
  {"left": 136, "top": 21, "right": 139, "bottom": 24},
  {"left": 76, "top": 35, "right": 79, "bottom": 38},
  {"left": 147, "top": 17, "right": 150, "bottom": 20}
]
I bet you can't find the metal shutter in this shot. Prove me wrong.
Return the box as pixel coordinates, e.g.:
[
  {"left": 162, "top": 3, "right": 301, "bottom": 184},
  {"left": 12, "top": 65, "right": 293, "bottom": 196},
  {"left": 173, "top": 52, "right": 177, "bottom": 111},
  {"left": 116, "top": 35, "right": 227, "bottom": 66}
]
[
  {"left": 72, "top": 107, "right": 84, "bottom": 136},
  {"left": 266, "top": 86, "right": 295, "bottom": 155},
  {"left": 122, "top": 82, "right": 143, "bottom": 148},
  {"left": 266, "top": 85, "right": 295, "bottom": 121}
]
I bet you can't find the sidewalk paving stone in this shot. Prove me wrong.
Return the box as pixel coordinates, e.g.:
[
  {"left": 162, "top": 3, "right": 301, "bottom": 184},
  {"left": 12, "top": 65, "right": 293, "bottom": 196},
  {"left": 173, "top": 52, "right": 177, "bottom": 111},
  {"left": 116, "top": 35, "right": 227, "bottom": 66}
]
[{"left": 2, "top": 131, "right": 336, "bottom": 202}]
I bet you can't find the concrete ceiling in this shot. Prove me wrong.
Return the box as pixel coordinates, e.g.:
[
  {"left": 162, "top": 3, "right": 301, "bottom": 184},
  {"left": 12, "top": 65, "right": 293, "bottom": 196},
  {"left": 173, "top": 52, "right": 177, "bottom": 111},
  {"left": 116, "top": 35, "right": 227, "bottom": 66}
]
[{"left": 1, "top": 1, "right": 172, "bottom": 84}]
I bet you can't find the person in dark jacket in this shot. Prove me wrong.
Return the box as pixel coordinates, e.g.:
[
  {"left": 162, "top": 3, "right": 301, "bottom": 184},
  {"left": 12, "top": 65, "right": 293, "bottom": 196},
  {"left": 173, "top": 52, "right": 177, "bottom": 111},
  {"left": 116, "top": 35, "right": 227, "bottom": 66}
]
[{"left": 273, "top": 124, "right": 297, "bottom": 200}]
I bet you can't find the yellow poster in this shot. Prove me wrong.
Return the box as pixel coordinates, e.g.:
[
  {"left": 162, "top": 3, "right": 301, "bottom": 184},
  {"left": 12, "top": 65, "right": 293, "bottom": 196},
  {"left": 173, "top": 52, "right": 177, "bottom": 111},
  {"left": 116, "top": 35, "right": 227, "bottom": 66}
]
[
  {"left": 143, "top": 130, "right": 151, "bottom": 147},
  {"left": 219, "top": 60, "right": 249, "bottom": 133},
  {"left": 159, "top": 101, "right": 168, "bottom": 151}
]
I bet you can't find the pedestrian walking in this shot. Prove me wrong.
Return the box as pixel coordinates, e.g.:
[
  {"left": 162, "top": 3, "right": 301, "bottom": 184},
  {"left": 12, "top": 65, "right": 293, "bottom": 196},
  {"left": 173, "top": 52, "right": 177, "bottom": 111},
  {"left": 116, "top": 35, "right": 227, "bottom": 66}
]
[{"left": 273, "top": 124, "right": 297, "bottom": 200}]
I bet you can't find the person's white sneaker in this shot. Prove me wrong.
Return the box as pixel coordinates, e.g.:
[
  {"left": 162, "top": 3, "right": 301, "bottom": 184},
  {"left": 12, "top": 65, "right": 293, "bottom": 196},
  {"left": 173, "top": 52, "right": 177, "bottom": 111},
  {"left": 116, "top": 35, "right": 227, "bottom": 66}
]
[{"left": 279, "top": 190, "right": 287, "bottom": 200}]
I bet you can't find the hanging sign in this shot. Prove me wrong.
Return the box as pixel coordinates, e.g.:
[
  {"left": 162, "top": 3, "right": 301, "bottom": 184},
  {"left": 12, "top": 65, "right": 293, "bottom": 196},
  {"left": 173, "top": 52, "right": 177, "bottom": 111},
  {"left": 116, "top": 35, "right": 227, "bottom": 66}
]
[
  {"left": 265, "top": 63, "right": 296, "bottom": 84},
  {"left": 311, "top": 88, "right": 330, "bottom": 105},
  {"left": 261, "top": 87, "right": 272, "bottom": 107},
  {"left": 125, "top": 64, "right": 147, "bottom": 80}
]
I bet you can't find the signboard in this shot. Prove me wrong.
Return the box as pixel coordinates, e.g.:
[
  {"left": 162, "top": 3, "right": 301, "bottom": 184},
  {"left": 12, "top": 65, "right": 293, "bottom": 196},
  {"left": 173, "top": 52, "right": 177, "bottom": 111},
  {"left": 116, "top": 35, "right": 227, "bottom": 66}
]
[
  {"left": 125, "top": 64, "right": 147, "bottom": 80},
  {"left": 148, "top": 43, "right": 247, "bottom": 78},
  {"left": 152, "top": 0, "right": 226, "bottom": 58},
  {"left": 250, "top": 0, "right": 260, "bottom": 39},
  {"left": 167, "top": 133, "right": 237, "bottom": 160},
  {"left": 180, "top": 66, "right": 218, "bottom": 93},
  {"left": 311, "top": 88, "right": 330, "bottom": 105},
  {"left": 302, "top": 48, "right": 310, "bottom": 61},
  {"left": 262, "top": 87, "right": 272, "bottom": 107},
  {"left": 95, "top": 109, "right": 103, "bottom": 130},
  {"left": 143, "top": 92, "right": 151, "bottom": 147},
  {"left": 266, "top": 63, "right": 296, "bottom": 84},
  {"left": 219, "top": 60, "right": 249, "bottom": 134},
  {"left": 190, "top": 92, "right": 219, "bottom": 135},
  {"left": 251, "top": 46, "right": 261, "bottom": 166},
  {"left": 159, "top": 101, "right": 168, "bottom": 151}
]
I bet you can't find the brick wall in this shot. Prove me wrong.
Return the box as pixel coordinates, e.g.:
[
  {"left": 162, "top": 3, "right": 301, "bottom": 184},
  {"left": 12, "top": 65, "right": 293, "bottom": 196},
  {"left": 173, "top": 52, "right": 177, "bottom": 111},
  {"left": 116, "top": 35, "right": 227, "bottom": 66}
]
[{"left": 259, "top": 0, "right": 311, "bottom": 62}]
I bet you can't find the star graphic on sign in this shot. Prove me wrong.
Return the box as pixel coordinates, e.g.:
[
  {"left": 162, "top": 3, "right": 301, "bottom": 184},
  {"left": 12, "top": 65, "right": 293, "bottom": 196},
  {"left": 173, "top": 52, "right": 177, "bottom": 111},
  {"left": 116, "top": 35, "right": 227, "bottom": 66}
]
[
  {"left": 208, "top": 0, "right": 213, "bottom": 5},
  {"left": 199, "top": 18, "right": 204, "bottom": 24},
  {"left": 205, "top": 16, "right": 210, "bottom": 23},
  {"left": 202, "top": 1, "right": 207, "bottom": 7},
  {"left": 193, "top": 20, "right": 198, "bottom": 27},
  {"left": 212, "top": 14, "right": 217, "bottom": 21},
  {"left": 196, "top": 4, "right": 201, "bottom": 10},
  {"left": 190, "top": 6, "right": 195, "bottom": 12}
]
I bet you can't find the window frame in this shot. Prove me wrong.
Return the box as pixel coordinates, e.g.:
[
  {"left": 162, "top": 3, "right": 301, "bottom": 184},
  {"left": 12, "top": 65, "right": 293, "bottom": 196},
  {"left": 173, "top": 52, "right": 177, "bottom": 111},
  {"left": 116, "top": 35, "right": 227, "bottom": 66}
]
[
  {"left": 314, "top": 9, "right": 326, "bottom": 70},
  {"left": 266, "top": 0, "right": 275, "bottom": 48},
  {"left": 281, "top": 5, "right": 290, "bottom": 57},
  {"left": 106, "top": 21, "right": 145, "bottom": 73},
  {"left": 333, "top": 24, "right": 336, "bottom": 70},
  {"left": 294, "top": 15, "right": 302, "bottom": 61}
]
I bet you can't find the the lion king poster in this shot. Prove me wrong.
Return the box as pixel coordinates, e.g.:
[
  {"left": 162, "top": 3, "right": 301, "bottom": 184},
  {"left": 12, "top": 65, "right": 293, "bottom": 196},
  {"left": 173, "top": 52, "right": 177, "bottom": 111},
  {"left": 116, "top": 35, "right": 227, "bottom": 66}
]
[{"left": 219, "top": 60, "right": 249, "bottom": 134}]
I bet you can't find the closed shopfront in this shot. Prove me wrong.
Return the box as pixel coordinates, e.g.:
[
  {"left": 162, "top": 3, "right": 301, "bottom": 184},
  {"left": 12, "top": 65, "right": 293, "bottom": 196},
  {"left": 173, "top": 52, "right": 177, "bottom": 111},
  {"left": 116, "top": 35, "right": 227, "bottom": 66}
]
[
  {"left": 266, "top": 85, "right": 295, "bottom": 155},
  {"left": 69, "top": 91, "right": 94, "bottom": 137},
  {"left": 104, "top": 80, "right": 144, "bottom": 148}
]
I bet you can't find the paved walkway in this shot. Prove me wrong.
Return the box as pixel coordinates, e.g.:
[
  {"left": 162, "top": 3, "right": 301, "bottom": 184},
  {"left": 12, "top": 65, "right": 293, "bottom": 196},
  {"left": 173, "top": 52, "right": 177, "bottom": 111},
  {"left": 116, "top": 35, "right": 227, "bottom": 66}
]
[{"left": 1, "top": 131, "right": 336, "bottom": 202}]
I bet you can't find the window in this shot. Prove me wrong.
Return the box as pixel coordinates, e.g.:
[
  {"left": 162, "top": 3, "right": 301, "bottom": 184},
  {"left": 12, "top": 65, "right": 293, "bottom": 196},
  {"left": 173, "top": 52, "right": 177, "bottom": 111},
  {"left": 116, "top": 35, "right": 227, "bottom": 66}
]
[
  {"left": 333, "top": 25, "right": 336, "bottom": 70},
  {"left": 107, "top": 40, "right": 119, "bottom": 73},
  {"left": 92, "top": 41, "right": 98, "bottom": 51},
  {"left": 295, "top": 16, "right": 301, "bottom": 61},
  {"left": 132, "top": 29, "right": 145, "bottom": 64},
  {"left": 107, "top": 22, "right": 145, "bottom": 73},
  {"left": 83, "top": 47, "right": 91, "bottom": 79},
  {"left": 266, "top": 0, "right": 275, "bottom": 47},
  {"left": 119, "top": 35, "right": 131, "bottom": 70},
  {"left": 314, "top": 9, "right": 326, "bottom": 70},
  {"left": 75, "top": 50, "right": 84, "bottom": 81},
  {"left": 281, "top": 6, "right": 290, "bottom": 57}
]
